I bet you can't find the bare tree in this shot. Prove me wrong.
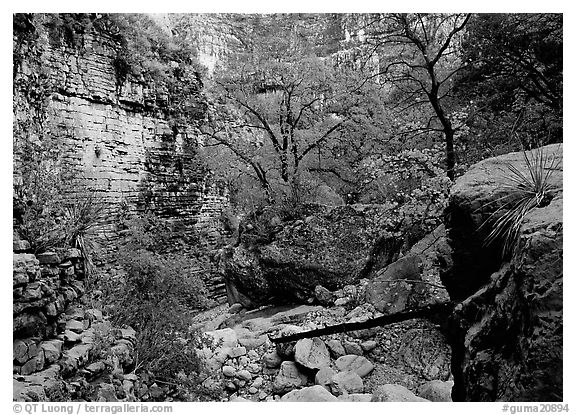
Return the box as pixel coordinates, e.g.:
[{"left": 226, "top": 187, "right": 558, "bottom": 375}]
[{"left": 366, "top": 13, "right": 471, "bottom": 180}]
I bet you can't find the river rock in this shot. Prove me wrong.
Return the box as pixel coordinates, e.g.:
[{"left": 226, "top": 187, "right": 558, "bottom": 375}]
[
  {"left": 338, "top": 393, "right": 373, "bottom": 402},
  {"left": 236, "top": 369, "right": 252, "bottom": 381},
  {"left": 222, "top": 366, "right": 236, "bottom": 377},
  {"left": 343, "top": 340, "right": 363, "bottom": 356},
  {"left": 229, "top": 346, "right": 247, "bottom": 358},
  {"left": 315, "top": 366, "right": 336, "bottom": 390},
  {"left": 417, "top": 380, "right": 453, "bottom": 402},
  {"left": 262, "top": 350, "right": 282, "bottom": 368},
  {"left": 330, "top": 371, "right": 364, "bottom": 396},
  {"left": 273, "top": 361, "right": 308, "bottom": 394},
  {"left": 360, "top": 340, "right": 377, "bottom": 352},
  {"left": 371, "top": 384, "right": 429, "bottom": 402},
  {"left": 326, "top": 339, "right": 346, "bottom": 358},
  {"left": 294, "top": 337, "right": 330, "bottom": 370},
  {"left": 334, "top": 355, "right": 374, "bottom": 377},
  {"left": 280, "top": 385, "right": 338, "bottom": 402}
]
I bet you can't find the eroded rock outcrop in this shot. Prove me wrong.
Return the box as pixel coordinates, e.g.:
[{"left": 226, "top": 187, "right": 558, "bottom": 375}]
[{"left": 444, "top": 144, "right": 563, "bottom": 401}]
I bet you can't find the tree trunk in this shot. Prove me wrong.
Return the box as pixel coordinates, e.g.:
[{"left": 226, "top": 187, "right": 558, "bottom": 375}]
[
  {"left": 269, "top": 301, "right": 454, "bottom": 343},
  {"left": 427, "top": 86, "right": 456, "bottom": 181}
]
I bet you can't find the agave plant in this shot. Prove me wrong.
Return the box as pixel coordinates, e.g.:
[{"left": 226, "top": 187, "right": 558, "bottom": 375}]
[
  {"left": 62, "top": 191, "right": 107, "bottom": 277},
  {"left": 481, "top": 146, "right": 561, "bottom": 258}
]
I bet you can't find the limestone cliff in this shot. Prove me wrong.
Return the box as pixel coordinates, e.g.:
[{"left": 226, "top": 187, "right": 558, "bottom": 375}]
[{"left": 13, "top": 14, "right": 223, "bottom": 233}]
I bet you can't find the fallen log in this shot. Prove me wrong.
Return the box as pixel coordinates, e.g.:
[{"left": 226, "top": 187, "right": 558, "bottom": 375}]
[{"left": 269, "top": 301, "right": 455, "bottom": 343}]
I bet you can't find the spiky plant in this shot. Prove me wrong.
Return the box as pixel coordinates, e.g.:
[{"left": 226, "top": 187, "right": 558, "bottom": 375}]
[
  {"left": 62, "top": 191, "right": 106, "bottom": 278},
  {"left": 481, "top": 146, "right": 561, "bottom": 258}
]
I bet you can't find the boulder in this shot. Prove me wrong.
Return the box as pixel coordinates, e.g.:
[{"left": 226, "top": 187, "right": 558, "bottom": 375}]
[
  {"left": 372, "top": 384, "right": 429, "bottom": 402},
  {"left": 315, "top": 366, "right": 336, "bottom": 390},
  {"left": 294, "top": 337, "right": 330, "bottom": 370},
  {"left": 40, "top": 340, "right": 63, "bottom": 364},
  {"left": 334, "top": 355, "right": 374, "bottom": 377},
  {"left": 445, "top": 144, "right": 563, "bottom": 401},
  {"left": 398, "top": 327, "right": 451, "bottom": 381},
  {"left": 220, "top": 204, "right": 397, "bottom": 308},
  {"left": 273, "top": 361, "right": 308, "bottom": 395},
  {"left": 364, "top": 256, "right": 424, "bottom": 313},
  {"left": 330, "top": 371, "right": 364, "bottom": 396},
  {"left": 275, "top": 325, "right": 302, "bottom": 360},
  {"left": 314, "top": 285, "right": 334, "bottom": 306},
  {"left": 338, "top": 393, "right": 373, "bottom": 402},
  {"left": 262, "top": 350, "right": 282, "bottom": 368},
  {"left": 222, "top": 366, "right": 236, "bottom": 377},
  {"left": 229, "top": 346, "right": 247, "bottom": 358},
  {"left": 360, "top": 340, "right": 377, "bottom": 352},
  {"left": 417, "top": 380, "right": 453, "bottom": 402},
  {"left": 326, "top": 339, "right": 346, "bottom": 358},
  {"left": 204, "top": 328, "right": 238, "bottom": 349},
  {"left": 280, "top": 385, "right": 338, "bottom": 402},
  {"left": 343, "top": 340, "right": 363, "bottom": 356}
]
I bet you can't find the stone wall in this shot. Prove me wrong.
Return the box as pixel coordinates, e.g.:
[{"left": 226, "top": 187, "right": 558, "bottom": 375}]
[{"left": 12, "top": 231, "right": 164, "bottom": 402}]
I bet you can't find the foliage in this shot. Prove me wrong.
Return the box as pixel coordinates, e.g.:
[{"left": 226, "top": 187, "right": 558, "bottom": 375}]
[
  {"left": 365, "top": 13, "right": 472, "bottom": 180},
  {"left": 481, "top": 147, "right": 561, "bottom": 258},
  {"left": 200, "top": 14, "right": 378, "bottom": 205},
  {"left": 456, "top": 13, "right": 562, "bottom": 152},
  {"left": 361, "top": 145, "right": 451, "bottom": 249},
  {"left": 106, "top": 213, "right": 210, "bottom": 387}
]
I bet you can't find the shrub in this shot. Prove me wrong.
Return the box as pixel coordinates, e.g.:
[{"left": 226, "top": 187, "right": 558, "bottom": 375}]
[{"left": 108, "top": 214, "right": 211, "bottom": 390}]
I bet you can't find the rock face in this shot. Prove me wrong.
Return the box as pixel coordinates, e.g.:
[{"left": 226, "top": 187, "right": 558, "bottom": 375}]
[
  {"left": 220, "top": 204, "right": 399, "bottom": 308},
  {"left": 444, "top": 144, "right": 563, "bottom": 401},
  {"left": 13, "top": 15, "right": 221, "bottom": 227}
]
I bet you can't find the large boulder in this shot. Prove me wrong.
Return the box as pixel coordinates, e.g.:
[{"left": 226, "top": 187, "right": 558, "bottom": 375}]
[
  {"left": 444, "top": 144, "right": 563, "bottom": 401},
  {"left": 220, "top": 204, "right": 397, "bottom": 308}
]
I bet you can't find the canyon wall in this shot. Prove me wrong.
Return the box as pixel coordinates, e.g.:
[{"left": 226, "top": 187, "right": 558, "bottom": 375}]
[{"left": 13, "top": 15, "right": 227, "bottom": 237}]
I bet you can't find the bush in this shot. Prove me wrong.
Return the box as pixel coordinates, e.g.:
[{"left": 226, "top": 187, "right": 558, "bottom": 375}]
[{"left": 108, "top": 214, "right": 212, "bottom": 390}]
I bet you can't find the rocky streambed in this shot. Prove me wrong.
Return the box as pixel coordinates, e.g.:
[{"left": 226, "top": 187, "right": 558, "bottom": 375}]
[{"left": 192, "top": 292, "right": 454, "bottom": 402}]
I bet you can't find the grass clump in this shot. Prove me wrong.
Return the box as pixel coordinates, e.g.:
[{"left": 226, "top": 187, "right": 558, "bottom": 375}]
[{"left": 481, "top": 146, "right": 561, "bottom": 258}]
